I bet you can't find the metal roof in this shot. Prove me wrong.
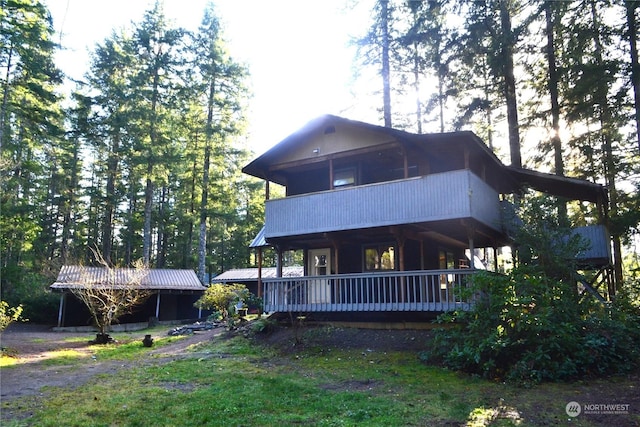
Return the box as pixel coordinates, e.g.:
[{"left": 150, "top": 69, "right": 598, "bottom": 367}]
[
  {"left": 249, "top": 226, "right": 268, "bottom": 248},
  {"left": 50, "top": 266, "right": 206, "bottom": 292},
  {"left": 505, "top": 166, "right": 607, "bottom": 203},
  {"left": 212, "top": 267, "right": 304, "bottom": 282}
]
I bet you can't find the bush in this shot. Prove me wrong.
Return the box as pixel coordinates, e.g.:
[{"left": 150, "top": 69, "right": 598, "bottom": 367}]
[
  {"left": 423, "top": 268, "right": 640, "bottom": 385},
  {"left": 195, "top": 283, "right": 252, "bottom": 328},
  {"left": 0, "top": 301, "right": 24, "bottom": 332}
]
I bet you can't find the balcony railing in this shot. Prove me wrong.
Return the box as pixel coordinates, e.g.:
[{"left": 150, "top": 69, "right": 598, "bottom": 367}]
[
  {"left": 262, "top": 269, "right": 477, "bottom": 313},
  {"left": 265, "top": 170, "right": 502, "bottom": 239}
]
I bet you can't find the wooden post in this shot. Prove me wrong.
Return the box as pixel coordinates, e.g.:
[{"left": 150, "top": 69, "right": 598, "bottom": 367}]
[
  {"left": 265, "top": 180, "right": 270, "bottom": 200},
  {"left": 276, "top": 246, "right": 283, "bottom": 278},
  {"left": 394, "top": 231, "right": 406, "bottom": 302},
  {"left": 257, "top": 247, "right": 263, "bottom": 299},
  {"left": 403, "top": 147, "right": 409, "bottom": 178},
  {"left": 57, "top": 293, "right": 65, "bottom": 327},
  {"left": 468, "top": 235, "right": 475, "bottom": 269},
  {"left": 155, "top": 293, "right": 161, "bottom": 319},
  {"left": 329, "top": 158, "right": 334, "bottom": 190}
]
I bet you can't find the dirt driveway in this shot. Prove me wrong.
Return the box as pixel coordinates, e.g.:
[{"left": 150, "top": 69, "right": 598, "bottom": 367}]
[{"left": 0, "top": 323, "right": 224, "bottom": 402}]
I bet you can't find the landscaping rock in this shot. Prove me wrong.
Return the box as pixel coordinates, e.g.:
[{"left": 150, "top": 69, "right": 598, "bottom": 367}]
[{"left": 167, "top": 321, "right": 218, "bottom": 336}]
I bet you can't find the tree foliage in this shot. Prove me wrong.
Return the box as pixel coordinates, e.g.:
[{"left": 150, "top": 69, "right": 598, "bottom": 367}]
[
  {"left": 0, "top": 301, "right": 24, "bottom": 332},
  {"left": 195, "top": 282, "right": 250, "bottom": 326},
  {"left": 424, "top": 197, "right": 640, "bottom": 384},
  {"left": 357, "top": 0, "right": 639, "bottom": 288}
]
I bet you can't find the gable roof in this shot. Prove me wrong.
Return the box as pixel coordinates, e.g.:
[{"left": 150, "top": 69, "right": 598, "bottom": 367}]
[
  {"left": 50, "top": 266, "right": 206, "bottom": 292},
  {"left": 242, "top": 115, "right": 507, "bottom": 183},
  {"left": 243, "top": 114, "right": 607, "bottom": 203}
]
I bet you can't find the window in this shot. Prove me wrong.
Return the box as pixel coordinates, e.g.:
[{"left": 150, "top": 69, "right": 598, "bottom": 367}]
[
  {"left": 439, "top": 249, "right": 455, "bottom": 290},
  {"left": 364, "top": 244, "right": 395, "bottom": 271},
  {"left": 333, "top": 168, "right": 356, "bottom": 188},
  {"left": 438, "top": 250, "right": 455, "bottom": 270}
]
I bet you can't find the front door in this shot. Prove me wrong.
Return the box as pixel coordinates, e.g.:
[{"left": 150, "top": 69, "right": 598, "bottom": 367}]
[{"left": 308, "top": 248, "right": 331, "bottom": 303}]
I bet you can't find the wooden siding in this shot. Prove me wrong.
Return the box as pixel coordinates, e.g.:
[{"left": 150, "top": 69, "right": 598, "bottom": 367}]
[
  {"left": 573, "top": 225, "right": 611, "bottom": 264},
  {"left": 265, "top": 170, "right": 501, "bottom": 238},
  {"left": 263, "top": 269, "right": 476, "bottom": 313}
]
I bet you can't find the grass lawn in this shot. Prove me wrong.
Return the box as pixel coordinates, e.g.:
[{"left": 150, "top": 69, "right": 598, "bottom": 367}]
[{"left": 1, "top": 325, "right": 637, "bottom": 426}]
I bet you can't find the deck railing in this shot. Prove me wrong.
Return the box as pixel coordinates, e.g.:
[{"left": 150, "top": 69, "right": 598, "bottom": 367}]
[{"left": 262, "top": 269, "right": 478, "bottom": 313}]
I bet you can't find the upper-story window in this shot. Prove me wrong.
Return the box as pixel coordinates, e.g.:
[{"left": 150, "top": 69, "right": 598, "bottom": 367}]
[{"left": 333, "top": 168, "right": 356, "bottom": 188}]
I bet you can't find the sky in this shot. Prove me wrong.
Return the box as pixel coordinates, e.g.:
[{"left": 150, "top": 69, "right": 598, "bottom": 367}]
[{"left": 44, "top": 0, "right": 377, "bottom": 155}]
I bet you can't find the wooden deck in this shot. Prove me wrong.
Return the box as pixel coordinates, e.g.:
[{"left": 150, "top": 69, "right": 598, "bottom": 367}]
[{"left": 262, "top": 269, "right": 477, "bottom": 313}]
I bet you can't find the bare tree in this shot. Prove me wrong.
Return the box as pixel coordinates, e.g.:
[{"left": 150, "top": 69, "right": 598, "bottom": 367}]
[{"left": 70, "top": 249, "right": 151, "bottom": 343}]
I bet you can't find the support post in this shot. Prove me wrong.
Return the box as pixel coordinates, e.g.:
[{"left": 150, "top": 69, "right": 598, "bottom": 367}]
[
  {"left": 276, "top": 246, "right": 283, "bottom": 277},
  {"left": 57, "top": 293, "right": 65, "bottom": 327},
  {"left": 257, "top": 247, "right": 263, "bottom": 299},
  {"left": 155, "top": 293, "right": 161, "bottom": 319}
]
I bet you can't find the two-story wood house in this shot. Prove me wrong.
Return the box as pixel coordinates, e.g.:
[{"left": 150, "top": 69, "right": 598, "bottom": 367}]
[{"left": 242, "top": 115, "right": 610, "bottom": 320}]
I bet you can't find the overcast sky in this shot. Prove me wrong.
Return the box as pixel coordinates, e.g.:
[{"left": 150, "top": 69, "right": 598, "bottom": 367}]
[{"left": 44, "top": 0, "right": 377, "bottom": 155}]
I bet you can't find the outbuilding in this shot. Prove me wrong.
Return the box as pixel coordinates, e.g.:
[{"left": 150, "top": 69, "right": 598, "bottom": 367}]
[{"left": 50, "top": 266, "right": 207, "bottom": 328}]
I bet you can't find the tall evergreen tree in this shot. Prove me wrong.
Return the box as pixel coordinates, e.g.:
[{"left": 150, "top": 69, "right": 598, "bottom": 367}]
[
  {"left": 626, "top": 0, "right": 640, "bottom": 152},
  {"left": 129, "top": 2, "right": 185, "bottom": 267},
  {"left": 0, "top": 0, "right": 62, "bottom": 269},
  {"left": 355, "top": 0, "right": 397, "bottom": 127},
  {"left": 187, "top": 2, "right": 249, "bottom": 282}
]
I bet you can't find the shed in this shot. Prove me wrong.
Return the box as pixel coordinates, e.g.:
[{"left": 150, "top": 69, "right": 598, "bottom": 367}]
[{"left": 50, "top": 266, "right": 207, "bottom": 328}]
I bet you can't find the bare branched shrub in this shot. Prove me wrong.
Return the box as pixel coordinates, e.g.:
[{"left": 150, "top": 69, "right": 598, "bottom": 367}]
[{"left": 70, "top": 250, "right": 151, "bottom": 337}]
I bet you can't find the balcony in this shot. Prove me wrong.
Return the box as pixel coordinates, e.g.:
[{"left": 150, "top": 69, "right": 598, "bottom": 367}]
[
  {"left": 262, "top": 269, "right": 477, "bottom": 313},
  {"left": 265, "top": 170, "right": 502, "bottom": 239}
]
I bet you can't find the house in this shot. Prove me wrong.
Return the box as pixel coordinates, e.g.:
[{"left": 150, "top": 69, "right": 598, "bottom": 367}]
[
  {"left": 50, "top": 266, "right": 207, "bottom": 328},
  {"left": 242, "top": 115, "right": 611, "bottom": 319}
]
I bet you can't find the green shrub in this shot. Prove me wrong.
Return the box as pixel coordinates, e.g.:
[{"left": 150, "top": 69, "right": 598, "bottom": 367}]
[
  {"left": 0, "top": 301, "right": 24, "bottom": 332},
  {"left": 423, "top": 268, "right": 640, "bottom": 385},
  {"left": 195, "top": 283, "right": 251, "bottom": 328}
]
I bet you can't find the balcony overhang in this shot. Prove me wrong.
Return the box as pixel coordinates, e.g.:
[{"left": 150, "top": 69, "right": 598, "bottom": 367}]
[{"left": 262, "top": 170, "right": 509, "bottom": 249}]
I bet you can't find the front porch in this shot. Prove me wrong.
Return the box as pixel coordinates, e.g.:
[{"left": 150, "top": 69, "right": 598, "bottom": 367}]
[{"left": 262, "top": 269, "right": 477, "bottom": 313}]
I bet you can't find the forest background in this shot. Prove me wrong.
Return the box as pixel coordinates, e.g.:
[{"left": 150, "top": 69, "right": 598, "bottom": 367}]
[{"left": 1, "top": 0, "right": 639, "bottom": 323}]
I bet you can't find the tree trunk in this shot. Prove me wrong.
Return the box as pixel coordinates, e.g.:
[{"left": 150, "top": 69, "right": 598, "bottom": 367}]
[
  {"left": 413, "top": 42, "right": 423, "bottom": 134},
  {"left": 102, "top": 134, "right": 120, "bottom": 266},
  {"left": 544, "top": 1, "right": 568, "bottom": 224},
  {"left": 0, "top": 41, "right": 13, "bottom": 152},
  {"left": 60, "top": 142, "right": 80, "bottom": 263},
  {"left": 590, "top": 1, "right": 623, "bottom": 291},
  {"left": 499, "top": 0, "right": 521, "bottom": 168},
  {"left": 198, "top": 75, "right": 216, "bottom": 284},
  {"left": 381, "top": 0, "right": 392, "bottom": 127},
  {"left": 143, "top": 68, "right": 160, "bottom": 267},
  {"left": 626, "top": 0, "right": 640, "bottom": 153}
]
